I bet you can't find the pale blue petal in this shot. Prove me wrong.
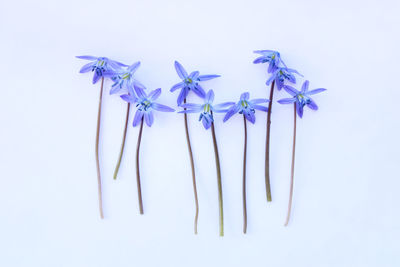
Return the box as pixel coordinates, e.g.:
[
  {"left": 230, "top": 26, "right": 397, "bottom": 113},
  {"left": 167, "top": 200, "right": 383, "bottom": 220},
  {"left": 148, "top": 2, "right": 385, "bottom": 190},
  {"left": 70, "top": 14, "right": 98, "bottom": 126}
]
[
  {"left": 278, "top": 98, "right": 296, "bottom": 104},
  {"left": 175, "top": 61, "right": 188, "bottom": 79},
  {"left": 249, "top": 98, "right": 269, "bottom": 104},
  {"left": 205, "top": 90, "right": 214, "bottom": 103},
  {"left": 240, "top": 92, "right": 250, "bottom": 100},
  {"left": 197, "top": 74, "right": 220, "bottom": 81},
  {"left": 79, "top": 62, "right": 94, "bottom": 73},
  {"left": 152, "top": 103, "right": 175, "bottom": 112},
  {"left": 76, "top": 55, "right": 97, "bottom": 60},
  {"left": 148, "top": 88, "right": 161, "bottom": 100},
  {"left": 132, "top": 110, "right": 144, "bottom": 126},
  {"left": 144, "top": 111, "right": 154, "bottom": 127},
  {"left": 283, "top": 85, "right": 299, "bottom": 96},
  {"left": 307, "top": 88, "right": 327, "bottom": 95},
  {"left": 171, "top": 82, "right": 185, "bottom": 92}
]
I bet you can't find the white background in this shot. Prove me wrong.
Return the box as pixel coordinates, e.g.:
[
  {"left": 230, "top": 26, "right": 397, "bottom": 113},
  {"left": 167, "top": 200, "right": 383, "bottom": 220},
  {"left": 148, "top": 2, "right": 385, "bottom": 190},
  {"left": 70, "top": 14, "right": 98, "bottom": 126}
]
[{"left": 0, "top": 0, "right": 399, "bottom": 266}]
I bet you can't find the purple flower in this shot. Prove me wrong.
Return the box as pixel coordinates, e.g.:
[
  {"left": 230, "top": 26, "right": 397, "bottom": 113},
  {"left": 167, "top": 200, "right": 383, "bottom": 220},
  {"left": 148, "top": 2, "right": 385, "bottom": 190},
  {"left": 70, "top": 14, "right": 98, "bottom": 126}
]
[
  {"left": 278, "top": 80, "right": 326, "bottom": 118},
  {"left": 179, "top": 90, "right": 234, "bottom": 129},
  {"left": 76, "top": 55, "right": 127, "bottom": 84},
  {"left": 223, "top": 92, "right": 269, "bottom": 124},
  {"left": 120, "top": 85, "right": 174, "bottom": 127},
  {"left": 110, "top": 62, "right": 146, "bottom": 95},
  {"left": 253, "top": 50, "right": 287, "bottom": 73},
  {"left": 171, "top": 61, "right": 220, "bottom": 106},
  {"left": 266, "top": 67, "right": 302, "bottom": 90}
]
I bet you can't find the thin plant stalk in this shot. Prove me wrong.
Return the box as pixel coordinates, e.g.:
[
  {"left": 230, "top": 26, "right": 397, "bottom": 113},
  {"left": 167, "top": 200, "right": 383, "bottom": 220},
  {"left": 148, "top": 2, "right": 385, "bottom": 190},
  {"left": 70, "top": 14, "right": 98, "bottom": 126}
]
[
  {"left": 136, "top": 117, "right": 144, "bottom": 214},
  {"left": 242, "top": 115, "right": 248, "bottom": 234},
  {"left": 95, "top": 77, "right": 105, "bottom": 219},
  {"left": 265, "top": 80, "right": 275, "bottom": 202},
  {"left": 284, "top": 103, "right": 297, "bottom": 226},
  {"left": 210, "top": 117, "right": 224, "bottom": 237},
  {"left": 113, "top": 103, "right": 131, "bottom": 180},
  {"left": 183, "top": 98, "right": 199, "bottom": 234}
]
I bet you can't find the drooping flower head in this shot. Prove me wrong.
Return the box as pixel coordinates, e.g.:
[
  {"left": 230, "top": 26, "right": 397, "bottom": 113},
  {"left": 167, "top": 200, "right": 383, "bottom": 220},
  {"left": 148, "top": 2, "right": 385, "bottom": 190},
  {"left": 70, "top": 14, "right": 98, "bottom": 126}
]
[
  {"left": 223, "top": 92, "right": 269, "bottom": 124},
  {"left": 179, "top": 90, "right": 234, "bottom": 129},
  {"left": 171, "top": 61, "right": 220, "bottom": 106},
  {"left": 266, "top": 67, "right": 302, "bottom": 90},
  {"left": 76, "top": 55, "right": 127, "bottom": 84},
  {"left": 253, "top": 50, "right": 286, "bottom": 73},
  {"left": 110, "top": 62, "right": 146, "bottom": 95},
  {"left": 120, "top": 85, "right": 174, "bottom": 127},
  {"left": 278, "top": 80, "right": 326, "bottom": 118}
]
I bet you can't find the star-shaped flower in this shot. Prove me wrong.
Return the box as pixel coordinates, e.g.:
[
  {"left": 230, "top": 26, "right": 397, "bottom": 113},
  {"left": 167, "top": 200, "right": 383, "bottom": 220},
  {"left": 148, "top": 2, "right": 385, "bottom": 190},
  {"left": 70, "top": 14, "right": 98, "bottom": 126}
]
[{"left": 223, "top": 92, "right": 269, "bottom": 123}]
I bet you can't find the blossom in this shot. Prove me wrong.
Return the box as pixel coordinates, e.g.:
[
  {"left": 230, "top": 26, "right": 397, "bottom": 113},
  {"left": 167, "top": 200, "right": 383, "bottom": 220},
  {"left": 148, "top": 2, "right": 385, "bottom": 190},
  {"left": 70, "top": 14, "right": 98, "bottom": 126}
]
[
  {"left": 278, "top": 80, "right": 326, "bottom": 118},
  {"left": 110, "top": 62, "right": 146, "bottom": 95},
  {"left": 223, "top": 92, "right": 269, "bottom": 123},
  {"left": 171, "top": 61, "right": 220, "bottom": 106},
  {"left": 253, "top": 50, "right": 286, "bottom": 73},
  {"left": 266, "top": 67, "right": 302, "bottom": 90},
  {"left": 76, "top": 55, "right": 127, "bottom": 84},
  {"left": 120, "top": 85, "right": 174, "bottom": 127},
  {"left": 179, "top": 90, "right": 234, "bottom": 129}
]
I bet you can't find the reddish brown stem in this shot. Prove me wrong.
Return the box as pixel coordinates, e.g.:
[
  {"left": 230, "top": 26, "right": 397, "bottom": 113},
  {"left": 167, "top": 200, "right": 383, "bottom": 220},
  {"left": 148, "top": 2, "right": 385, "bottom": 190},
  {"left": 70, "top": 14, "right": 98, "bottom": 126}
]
[
  {"left": 136, "top": 117, "right": 144, "bottom": 214},
  {"left": 113, "top": 103, "right": 130, "bottom": 180},
  {"left": 242, "top": 115, "right": 248, "bottom": 234},
  {"left": 95, "top": 77, "right": 105, "bottom": 219},
  {"left": 265, "top": 81, "right": 275, "bottom": 202}
]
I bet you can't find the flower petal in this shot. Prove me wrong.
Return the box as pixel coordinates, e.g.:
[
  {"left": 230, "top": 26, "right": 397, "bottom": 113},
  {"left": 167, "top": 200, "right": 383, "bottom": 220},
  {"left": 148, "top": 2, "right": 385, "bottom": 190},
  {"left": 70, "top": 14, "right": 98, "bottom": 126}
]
[
  {"left": 175, "top": 61, "right": 188, "bottom": 79},
  {"left": 79, "top": 62, "right": 94, "bottom": 73},
  {"left": 197, "top": 74, "right": 220, "bottom": 81},
  {"left": 180, "top": 103, "right": 203, "bottom": 110},
  {"left": 249, "top": 98, "right": 269, "bottom": 104},
  {"left": 148, "top": 88, "right": 161, "bottom": 101},
  {"left": 177, "top": 88, "right": 189, "bottom": 106},
  {"left": 202, "top": 117, "right": 212, "bottom": 129},
  {"left": 296, "top": 103, "right": 304, "bottom": 118},
  {"left": 120, "top": 94, "right": 136, "bottom": 103},
  {"left": 92, "top": 72, "right": 101, "bottom": 84},
  {"left": 213, "top": 102, "right": 235, "bottom": 112},
  {"left": 223, "top": 104, "right": 240, "bottom": 122},
  {"left": 144, "top": 111, "right": 154, "bottom": 127},
  {"left": 132, "top": 110, "right": 144, "bottom": 126},
  {"left": 152, "top": 103, "right": 175, "bottom": 112},
  {"left": 266, "top": 71, "right": 277, "bottom": 86},
  {"left": 245, "top": 111, "right": 256, "bottom": 124},
  {"left": 192, "top": 84, "right": 206, "bottom": 98},
  {"left": 253, "top": 104, "right": 268, "bottom": 112},
  {"left": 170, "top": 82, "right": 185, "bottom": 92},
  {"left": 283, "top": 85, "right": 299, "bottom": 96},
  {"left": 307, "top": 88, "right": 327, "bottom": 95},
  {"left": 205, "top": 90, "right": 214, "bottom": 103},
  {"left": 240, "top": 92, "right": 250, "bottom": 100},
  {"left": 133, "top": 80, "right": 146, "bottom": 90},
  {"left": 278, "top": 98, "right": 296, "bottom": 104},
  {"left": 301, "top": 80, "right": 309, "bottom": 93},
  {"left": 189, "top": 71, "right": 200, "bottom": 79},
  {"left": 134, "top": 84, "right": 146, "bottom": 99},
  {"left": 76, "top": 55, "right": 98, "bottom": 60},
  {"left": 128, "top": 61, "right": 141, "bottom": 73},
  {"left": 306, "top": 99, "right": 318, "bottom": 110}
]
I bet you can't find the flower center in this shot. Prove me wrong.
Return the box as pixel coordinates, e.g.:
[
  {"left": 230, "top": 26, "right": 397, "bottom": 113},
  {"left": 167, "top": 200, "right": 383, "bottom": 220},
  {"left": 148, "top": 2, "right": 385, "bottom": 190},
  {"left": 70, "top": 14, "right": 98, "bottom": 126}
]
[
  {"left": 203, "top": 103, "right": 211, "bottom": 113},
  {"left": 185, "top": 78, "right": 193, "bottom": 84},
  {"left": 122, "top": 73, "right": 130, "bottom": 79},
  {"left": 138, "top": 100, "right": 151, "bottom": 111},
  {"left": 241, "top": 100, "right": 249, "bottom": 108}
]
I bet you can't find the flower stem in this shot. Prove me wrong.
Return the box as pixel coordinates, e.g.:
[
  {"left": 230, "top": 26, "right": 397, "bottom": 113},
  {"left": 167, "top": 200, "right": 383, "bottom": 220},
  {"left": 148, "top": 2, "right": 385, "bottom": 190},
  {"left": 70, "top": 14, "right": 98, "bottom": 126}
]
[
  {"left": 284, "top": 103, "right": 297, "bottom": 226},
  {"left": 113, "top": 103, "right": 130, "bottom": 180},
  {"left": 95, "top": 77, "right": 105, "bottom": 219},
  {"left": 210, "top": 118, "right": 224, "bottom": 237},
  {"left": 242, "top": 115, "right": 248, "bottom": 234},
  {"left": 183, "top": 98, "right": 199, "bottom": 235},
  {"left": 265, "top": 81, "right": 275, "bottom": 202},
  {"left": 136, "top": 117, "right": 144, "bottom": 214}
]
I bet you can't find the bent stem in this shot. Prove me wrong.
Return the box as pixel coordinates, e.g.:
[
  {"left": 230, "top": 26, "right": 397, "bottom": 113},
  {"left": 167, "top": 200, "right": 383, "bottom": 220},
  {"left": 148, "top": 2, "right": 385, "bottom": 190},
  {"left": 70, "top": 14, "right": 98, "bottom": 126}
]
[
  {"left": 95, "top": 77, "right": 105, "bottom": 219},
  {"left": 284, "top": 103, "right": 297, "bottom": 226},
  {"left": 136, "top": 117, "right": 144, "bottom": 214},
  {"left": 113, "top": 103, "right": 131, "bottom": 180},
  {"left": 183, "top": 98, "right": 199, "bottom": 234},
  {"left": 210, "top": 119, "right": 224, "bottom": 237},
  {"left": 265, "top": 80, "right": 275, "bottom": 202},
  {"left": 242, "top": 115, "right": 248, "bottom": 234}
]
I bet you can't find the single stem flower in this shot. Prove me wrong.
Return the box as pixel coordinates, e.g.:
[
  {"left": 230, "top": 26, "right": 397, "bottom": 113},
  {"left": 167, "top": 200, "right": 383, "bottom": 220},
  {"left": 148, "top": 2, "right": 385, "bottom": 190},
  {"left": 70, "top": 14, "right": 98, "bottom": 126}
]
[
  {"left": 253, "top": 50, "right": 287, "bottom": 73},
  {"left": 278, "top": 80, "right": 326, "bottom": 226},
  {"left": 171, "top": 61, "right": 220, "bottom": 106},
  {"left": 110, "top": 62, "right": 146, "bottom": 180},
  {"left": 121, "top": 85, "right": 175, "bottom": 214},
  {"left": 223, "top": 92, "right": 269, "bottom": 233},
  {"left": 180, "top": 90, "right": 233, "bottom": 236}
]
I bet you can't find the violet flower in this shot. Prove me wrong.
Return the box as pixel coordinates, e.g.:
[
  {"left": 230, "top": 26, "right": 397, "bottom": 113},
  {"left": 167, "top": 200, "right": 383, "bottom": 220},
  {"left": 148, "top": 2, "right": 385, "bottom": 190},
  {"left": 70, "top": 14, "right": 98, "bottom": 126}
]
[
  {"left": 77, "top": 55, "right": 127, "bottom": 84},
  {"left": 267, "top": 67, "right": 302, "bottom": 90},
  {"left": 120, "top": 85, "right": 174, "bottom": 214},
  {"left": 253, "top": 50, "right": 286, "bottom": 73},
  {"left": 278, "top": 80, "right": 326, "bottom": 226},
  {"left": 110, "top": 62, "right": 146, "bottom": 95}
]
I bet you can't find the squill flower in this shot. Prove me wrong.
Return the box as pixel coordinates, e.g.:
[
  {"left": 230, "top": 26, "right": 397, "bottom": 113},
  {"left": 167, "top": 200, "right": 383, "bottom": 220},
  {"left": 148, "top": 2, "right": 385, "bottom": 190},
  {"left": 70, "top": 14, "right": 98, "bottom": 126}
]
[
  {"left": 120, "top": 85, "right": 174, "bottom": 214},
  {"left": 171, "top": 61, "right": 220, "bottom": 106},
  {"left": 77, "top": 55, "right": 126, "bottom": 219},
  {"left": 110, "top": 62, "right": 146, "bottom": 95},
  {"left": 278, "top": 80, "right": 326, "bottom": 226},
  {"left": 223, "top": 92, "right": 269, "bottom": 234},
  {"left": 180, "top": 90, "right": 233, "bottom": 236},
  {"left": 253, "top": 50, "right": 286, "bottom": 73},
  {"left": 76, "top": 55, "right": 127, "bottom": 84},
  {"left": 254, "top": 50, "right": 301, "bottom": 203}
]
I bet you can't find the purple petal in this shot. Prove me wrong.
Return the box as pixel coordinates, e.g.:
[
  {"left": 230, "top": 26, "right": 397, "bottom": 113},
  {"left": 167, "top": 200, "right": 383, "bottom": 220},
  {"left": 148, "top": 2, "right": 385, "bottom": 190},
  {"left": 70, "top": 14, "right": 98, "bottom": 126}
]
[
  {"left": 132, "top": 110, "right": 144, "bottom": 126},
  {"left": 189, "top": 71, "right": 200, "bottom": 79},
  {"left": 249, "top": 98, "right": 269, "bottom": 104},
  {"left": 213, "top": 102, "right": 235, "bottom": 112},
  {"left": 307, "top": 88, "right": 327, "bottom": 95},
  {"left": 120, "top": 94, "right": 136, "bottom": 103},
  {"left": 133, "top": 80, "right": 146, "bottom": 90},
  {"left": 253, "top": 56, "right": 266, "bottom": 64},
  {"left": 144, "top": 112, "right": 154, "bottom": 127},
  {"left": 128, "top": 61, "right": 141, "bottom": 73},
  {"left": 202, "top": 118, "right": 212, "bottom": 129},
  {"left": 152, "top": 103, "right": 175, "bottom": 112},
  {"left": 296, "top": 103, "right": 303, "bottom": 118},
  {"left": 177, "top": 88, "right": 189, "bottom": 106},
  {"left": 307, "top": 99, "right": 318, "bottom": 110},
  {"left": 197, "top": 74, "right": 220, "bottom": 81},
  {"left": 76, "top": 55, "right": 98, "bottom": 60},
  {"left": 174, "top": 61, "right": 188, "bottom": 79},
  {"left": 134, "top": 84, "right": 146, "bottom": 99},
  {"left": 278, "top": 98, "right": 296, "bottom": 104},
  {"left": 171, "top": 82, "right": 185, "bottom": 92},
  {"left": 240, "top": 92, "right": 250, "bottom": 100},
  {"left": 301, "top": 80, "right": 309, "bottom": 93},
  {"left": 79, "top": 62, "right": 94, "bottom": 73},
  {"left": 110, "top": 85, "right": 122, "bottom": 95},
  {"left": 223, "top": 105, "right": 240, "bottom": 122},
  {"left": 92, "top": 73, "right": 101, "bottom": 84},
  {"left": 253, "top": 104, "right": 268, "bottom": 112},
  {"left": 283, "top": 85, "right": 299, "bottom": 96},
  {"left": 192, "top": 84, "right": 206, "bottom": 98},
  {"left": 245, "top": 111, "right": 256, "bottom": 124},
  {"left": 180, "top": 103, "right": 203, "bottom": 110},
  {"left": 205, "top": 90, "right": 214, "bottom": 103},
  {"left": 148, "top": 88, "right": 161, "bottom": 101},
  {"left": 253, "top": 50, "right": 275, "bottom": 55},
  {"left": 266, "top": 71, "right": 277, "bottom": 86}
]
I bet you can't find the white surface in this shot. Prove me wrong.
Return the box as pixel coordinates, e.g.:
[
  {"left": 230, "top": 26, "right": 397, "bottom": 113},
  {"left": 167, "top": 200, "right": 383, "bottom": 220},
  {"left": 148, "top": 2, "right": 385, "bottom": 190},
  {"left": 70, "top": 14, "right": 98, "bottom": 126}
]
[{"left": 0, "top": 0, "right": 399, "bottom": 266}]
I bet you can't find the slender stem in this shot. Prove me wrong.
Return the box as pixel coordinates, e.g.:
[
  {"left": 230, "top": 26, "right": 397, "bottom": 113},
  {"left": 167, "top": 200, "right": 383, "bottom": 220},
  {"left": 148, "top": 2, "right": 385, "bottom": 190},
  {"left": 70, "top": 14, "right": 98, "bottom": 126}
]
[
  {"left": 95, "top": 77, "right": 105, "bottom": 219},
  {"left": 210, "top": 118, "right": 224, "bottom": 237},
  {"left": 113, "top": 103, "right": 131, "bottom": 180},
  {"left": 136, "top": 117, "right": 144, "bottom": 214},
  {"left": 265, "top": 81, "right": 275, "bottom": 202},
  {"left": 284, "top": 103, "right": 297, "bottom": 226},
  {"left": 183, "top": 98, "right": 199, "bottom": 234},
  {"left": 242, "top": 115, "right": 248, "bottom": 234}
]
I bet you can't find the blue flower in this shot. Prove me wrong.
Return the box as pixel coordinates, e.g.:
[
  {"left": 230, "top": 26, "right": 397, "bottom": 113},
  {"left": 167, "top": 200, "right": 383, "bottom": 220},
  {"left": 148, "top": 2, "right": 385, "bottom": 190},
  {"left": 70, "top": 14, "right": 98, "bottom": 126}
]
[
  {"left": 120, "top": 85, "right": 175, "bottom": 127},
  {"left": 253, "top": 50, "right": 286, "bottom": 73},
  {"left": 76, "top": 55, "right": 127, "bottom": 84},
  {"left": 171, "top": 61, "right": 220, "bottom": 106},
  {"left": 278, "top": 80, "right": 327, "bottom": 118},
  {"left": 179, "top": 90, "right": 234, "bottom": 129},
  {"left": 110, "top": 62, "right": 146, "bottom": 95},
  {"left": 266, "top": 67, "right": 302, "bottom": 90},
  {"left": 223, "top": 92, "right": 269, "bottom": 124}
]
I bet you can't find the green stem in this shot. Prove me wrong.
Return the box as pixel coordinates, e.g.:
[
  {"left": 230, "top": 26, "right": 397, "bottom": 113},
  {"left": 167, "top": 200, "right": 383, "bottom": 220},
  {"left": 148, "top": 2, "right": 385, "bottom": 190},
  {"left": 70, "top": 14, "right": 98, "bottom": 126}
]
[
  {"left": 95, "top": 77, "right": 105, "bottom": 219},
  {"left": 136, "top": 117, "right": 144, "bottom": 214},
  {"left": 183, "top": 98, "right": 199, "bottom": 234},
  {"left": 210, "top": 118, "right": 224, "bottom": 237},
  {"left": 113, "top": 103, "right": 130, "bottom": 180},
  {"left": 284, "top": 103, "right": 297, "bottom": 226},
  {"left": 265, "top": 81, "right": 275, "bottom": 202},
  {"left": 242, "top": 115, "right": 248, "bottom": 234}
]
